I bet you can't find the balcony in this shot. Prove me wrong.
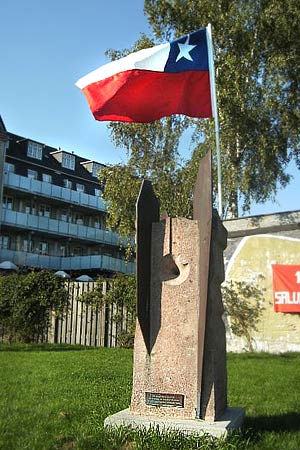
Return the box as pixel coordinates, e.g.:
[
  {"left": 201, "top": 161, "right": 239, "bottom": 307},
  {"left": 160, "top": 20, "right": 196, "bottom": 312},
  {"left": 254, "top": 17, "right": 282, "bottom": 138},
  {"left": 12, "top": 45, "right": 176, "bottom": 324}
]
[
  {"left": 0, "top": 249, "right": 135, "bottom": 274},
  {"left": 4, "top": 172, "right": 106, "bottom": 211},
  {"left": 62, "top": 255, "right": 134, "bottom": 274},
  {"left": 2, "top": 209, "right": 121, "bottom": 246}
]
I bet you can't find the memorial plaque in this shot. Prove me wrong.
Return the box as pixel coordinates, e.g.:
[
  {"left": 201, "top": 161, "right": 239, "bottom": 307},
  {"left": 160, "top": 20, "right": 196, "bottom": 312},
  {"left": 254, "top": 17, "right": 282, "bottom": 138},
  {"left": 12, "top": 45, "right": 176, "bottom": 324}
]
[{"left": 145, "top": 392, "right": 184, "bottom": 408}]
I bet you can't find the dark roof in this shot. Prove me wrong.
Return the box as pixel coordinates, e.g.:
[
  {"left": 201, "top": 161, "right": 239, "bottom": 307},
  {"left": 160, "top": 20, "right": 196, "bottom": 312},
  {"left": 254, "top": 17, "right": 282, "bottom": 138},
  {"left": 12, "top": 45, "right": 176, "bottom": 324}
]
[
  {"left": 0, "top": 115, "right": 8, "bottom": 141},
  {"left": 0, "top": 115, "right": 7, "bottom": 133},
  {"left": 6, "top": 132, "right": 106, "bottom": 185}
]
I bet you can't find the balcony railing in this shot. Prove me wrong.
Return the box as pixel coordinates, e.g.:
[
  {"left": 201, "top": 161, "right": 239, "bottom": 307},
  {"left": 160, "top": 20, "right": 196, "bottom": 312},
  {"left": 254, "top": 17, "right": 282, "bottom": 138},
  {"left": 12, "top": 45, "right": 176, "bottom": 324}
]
[
  {"left": 4, "top": 172, "right": 106, "bottom": 211},
  {"left": 62, "top": 254, "right": 135, "bottom": 274},
  {"left": 2, "top": 209, "right": 121, "bottom": 246},
  {"left": 0, "top": 249, "right": 135, "bottom": 274}
]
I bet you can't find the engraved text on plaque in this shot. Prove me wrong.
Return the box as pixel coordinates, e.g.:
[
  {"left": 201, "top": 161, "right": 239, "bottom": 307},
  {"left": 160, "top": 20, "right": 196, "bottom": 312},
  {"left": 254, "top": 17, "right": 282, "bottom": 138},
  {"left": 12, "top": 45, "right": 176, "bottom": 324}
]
[{"left": 145, "top": 392, "right": 184, "bottom": 408}]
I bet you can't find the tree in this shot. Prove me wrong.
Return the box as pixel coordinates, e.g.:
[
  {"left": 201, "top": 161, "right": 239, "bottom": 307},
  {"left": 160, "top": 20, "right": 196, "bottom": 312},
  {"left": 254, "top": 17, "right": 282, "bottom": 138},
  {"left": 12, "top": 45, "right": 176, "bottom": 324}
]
[
  {"left": 144, "top": 0, "right": 300, "bottom": 217},
  {"left": 100, "top": 0, "right": 300, "bottom": 230},
  {"left": 100, "top": 115, "right": 196, "bottom": 237}
]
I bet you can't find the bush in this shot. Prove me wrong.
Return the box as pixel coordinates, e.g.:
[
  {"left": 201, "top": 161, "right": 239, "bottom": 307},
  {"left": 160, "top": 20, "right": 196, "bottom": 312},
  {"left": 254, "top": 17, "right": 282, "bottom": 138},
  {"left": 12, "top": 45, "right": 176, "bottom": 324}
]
[
  {"left": 0, "top": 270, "right": 69, "bottom": 343},
  {"left": 222, "top": 279, "right": 265, "bottom": 351},
  {"left": 105, "top": 275, "right": 136, "bottom": 348},
  {"left": 79, "top": 274, "right": 136, "bottom": 348}
]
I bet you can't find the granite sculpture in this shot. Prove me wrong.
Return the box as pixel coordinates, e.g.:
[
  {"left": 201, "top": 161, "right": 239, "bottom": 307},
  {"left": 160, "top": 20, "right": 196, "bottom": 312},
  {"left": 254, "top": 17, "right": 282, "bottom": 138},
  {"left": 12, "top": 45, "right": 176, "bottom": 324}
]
[{"left": 105, "top": 150, "right": 244, "bottom": 435}]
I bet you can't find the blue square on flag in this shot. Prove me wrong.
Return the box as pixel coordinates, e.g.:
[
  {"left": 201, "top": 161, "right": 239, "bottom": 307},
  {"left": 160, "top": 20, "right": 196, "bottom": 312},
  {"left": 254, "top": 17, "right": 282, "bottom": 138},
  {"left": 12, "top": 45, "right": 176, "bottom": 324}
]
[{"left": 165, "top": 29, "right": 209, "bottom": 73}]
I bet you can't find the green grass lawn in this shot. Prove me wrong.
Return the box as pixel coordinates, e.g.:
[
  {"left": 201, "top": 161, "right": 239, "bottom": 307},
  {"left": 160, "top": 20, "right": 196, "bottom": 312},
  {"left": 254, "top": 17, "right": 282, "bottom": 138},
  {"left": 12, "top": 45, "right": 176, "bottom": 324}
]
[{"left": 0, "top": 344, "right": 299, "bottom": 450}]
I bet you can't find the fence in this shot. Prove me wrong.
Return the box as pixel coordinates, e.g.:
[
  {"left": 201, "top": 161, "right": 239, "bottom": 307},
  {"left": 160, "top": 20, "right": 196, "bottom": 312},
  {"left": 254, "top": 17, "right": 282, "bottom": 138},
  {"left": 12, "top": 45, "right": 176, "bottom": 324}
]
[{"left": 0, "top": 280, "right": 134, "bottom": 348}]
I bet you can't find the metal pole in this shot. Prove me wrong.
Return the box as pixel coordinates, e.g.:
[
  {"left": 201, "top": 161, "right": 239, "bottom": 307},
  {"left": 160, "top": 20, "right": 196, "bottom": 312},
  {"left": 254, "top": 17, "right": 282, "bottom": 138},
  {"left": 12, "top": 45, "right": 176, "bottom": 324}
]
[{"left": 207, "top": 23, "right": 223, "bottom": 217}]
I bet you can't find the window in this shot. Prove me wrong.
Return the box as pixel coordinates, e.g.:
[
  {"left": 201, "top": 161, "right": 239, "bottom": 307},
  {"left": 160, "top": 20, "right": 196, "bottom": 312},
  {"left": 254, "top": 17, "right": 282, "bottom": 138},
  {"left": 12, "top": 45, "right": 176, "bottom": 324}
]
[
  {"left": 74, "top": 213, "right": 84, "bottom": 225},
  {"left": 94, "top": 188, "right": 102, "bottom": 197},
  {"left": 27, "top": 141, "right": 43, "bottom": 160},
  {"left": 25, "top": 201, "right": 36, "bottom": 215},
  {"left": 2, "top": 195, "right": 13, "bottom": 210},
  {"left": 76, "top": 183, "right": 85, "bottom": 193},
  {"left": 63, "top": 179, "right": 72, "bottom": 189},
  {"left": 39, "top": 242, "right": 48, "bottom": 255},
  {"left": 1, "top": 236, "right": 10, "bottom": 250},
  {"left": 92, "top": 163, "right": 103, "bottom": 178},
  {"left": 23, "top": 239, "right": 33, "bottom": 252},
  {"left": 4, "top": 162, "right": 15, "bottom": 173},
  {"left": 28, "top": 169, "right": 38, "bottom": 180},
  {"left": 94, "top": 216, "right": 103, "bottom": 229},
  {"left": 39, "top": 204, "right": 51, "bottom": 217},
  {"left": 42, "top": 173, "right": 52, "bottom": 183},
  {"left": 72, "top": 247, "right": 83, "bottom": 256},
  {"left": 60, "top": 209, "right": 68, "bottom": 221},
  {"left": 62, "top": 152, "right": 75, "bottom": 170}
]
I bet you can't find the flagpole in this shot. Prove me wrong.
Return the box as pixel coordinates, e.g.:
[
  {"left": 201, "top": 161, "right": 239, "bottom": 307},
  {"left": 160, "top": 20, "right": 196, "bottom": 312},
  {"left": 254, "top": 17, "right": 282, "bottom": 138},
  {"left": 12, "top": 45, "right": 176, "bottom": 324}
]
[{"left": 207, "top": 23, "right": 223, "bottom": 218}]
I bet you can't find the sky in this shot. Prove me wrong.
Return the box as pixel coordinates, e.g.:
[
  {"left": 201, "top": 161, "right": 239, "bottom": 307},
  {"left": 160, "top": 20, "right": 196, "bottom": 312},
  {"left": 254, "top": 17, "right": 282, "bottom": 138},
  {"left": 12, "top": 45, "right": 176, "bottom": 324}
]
[{"left": 0, "top": 0, "right": 299, "bottom": 218}]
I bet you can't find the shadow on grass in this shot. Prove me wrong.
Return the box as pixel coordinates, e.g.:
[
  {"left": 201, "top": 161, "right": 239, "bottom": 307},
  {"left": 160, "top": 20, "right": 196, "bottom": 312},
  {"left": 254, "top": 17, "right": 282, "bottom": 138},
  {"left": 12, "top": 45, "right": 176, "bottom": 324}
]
[
  {"left": 0, "top": 343, "right": 101, "bottom": 352},
  {"left": 228, "top": 352, "right": 300, "bottom": 361},
  {"left": 245, "top": 412, "right": 300, "bottom": 433}
]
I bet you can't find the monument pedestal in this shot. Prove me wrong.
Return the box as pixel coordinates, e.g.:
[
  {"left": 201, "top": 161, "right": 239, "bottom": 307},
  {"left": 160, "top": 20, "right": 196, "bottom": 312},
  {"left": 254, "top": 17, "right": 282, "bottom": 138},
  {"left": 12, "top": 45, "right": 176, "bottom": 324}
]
[{"left": 104, "top": 407, "right": 245, "bottom": 438}]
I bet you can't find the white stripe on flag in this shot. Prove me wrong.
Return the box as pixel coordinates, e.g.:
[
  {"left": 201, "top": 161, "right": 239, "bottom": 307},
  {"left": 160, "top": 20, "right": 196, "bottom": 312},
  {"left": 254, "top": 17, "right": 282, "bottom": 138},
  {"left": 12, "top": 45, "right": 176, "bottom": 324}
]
[{"left": 76, "top": 43, "right": 170, "bottom": 89}]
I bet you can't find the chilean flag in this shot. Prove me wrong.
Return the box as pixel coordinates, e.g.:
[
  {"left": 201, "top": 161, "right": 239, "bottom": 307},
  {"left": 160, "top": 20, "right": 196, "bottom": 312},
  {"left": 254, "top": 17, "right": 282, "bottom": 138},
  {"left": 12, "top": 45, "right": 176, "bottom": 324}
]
[{"left": 76, "top": 28, "right": 213, "bottom": 123}]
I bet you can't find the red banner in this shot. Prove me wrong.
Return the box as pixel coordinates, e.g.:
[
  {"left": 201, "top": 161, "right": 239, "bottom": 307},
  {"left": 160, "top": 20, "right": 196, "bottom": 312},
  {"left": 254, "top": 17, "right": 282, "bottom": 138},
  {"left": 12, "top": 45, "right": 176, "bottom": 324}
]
[{"left": 272, "top": 264, "right": 300, "bottom": 313}]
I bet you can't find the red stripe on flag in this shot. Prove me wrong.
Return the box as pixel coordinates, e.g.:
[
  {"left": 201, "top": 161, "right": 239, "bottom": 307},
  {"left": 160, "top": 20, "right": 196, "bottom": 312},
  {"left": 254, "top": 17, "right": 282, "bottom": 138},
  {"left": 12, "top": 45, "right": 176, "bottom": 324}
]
[{"left": 82, "top": 69, "right": 212, "bottom": 123}]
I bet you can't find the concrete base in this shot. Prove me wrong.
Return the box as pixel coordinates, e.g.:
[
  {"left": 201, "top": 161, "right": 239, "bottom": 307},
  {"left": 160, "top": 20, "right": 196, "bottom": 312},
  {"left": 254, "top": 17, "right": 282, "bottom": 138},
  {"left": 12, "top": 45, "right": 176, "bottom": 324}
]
[{"left": 104, "top": 407, "right": 245, "bottom": 438}]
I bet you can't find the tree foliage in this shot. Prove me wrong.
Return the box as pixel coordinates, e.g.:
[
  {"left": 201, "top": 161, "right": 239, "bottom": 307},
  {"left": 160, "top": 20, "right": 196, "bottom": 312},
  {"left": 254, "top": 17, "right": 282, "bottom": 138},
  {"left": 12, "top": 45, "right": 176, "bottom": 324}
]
[
  {"left": 100, "top": 114, "right": 194, "bottom": 237},
  {"left": 0, "top": 271, "right": 69, "bottom": 343},
  {"left": 144, "top": 0, "right": 300, "bottom": 216},
  {"left": 100, "top": 0, "right": 300, "bottom": 231}
]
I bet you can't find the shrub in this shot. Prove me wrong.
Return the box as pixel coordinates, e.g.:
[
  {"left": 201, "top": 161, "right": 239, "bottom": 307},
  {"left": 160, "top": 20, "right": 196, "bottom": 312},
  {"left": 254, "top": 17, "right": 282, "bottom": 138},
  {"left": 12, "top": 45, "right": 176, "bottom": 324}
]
[
  {"left": 79, "top": 274, "right": 136, "bottom": 348},
  {"left": 0, "top": 270, "right": 69, "bottom": 343},
  {"left": 222, "top": 279, "right": 265, "bottom": 351}
]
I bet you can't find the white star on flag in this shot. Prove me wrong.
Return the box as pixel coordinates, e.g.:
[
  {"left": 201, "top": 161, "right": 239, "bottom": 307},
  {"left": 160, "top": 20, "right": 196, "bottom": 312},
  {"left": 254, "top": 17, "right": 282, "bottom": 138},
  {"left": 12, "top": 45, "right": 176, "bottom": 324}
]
[{"left": 176, "top": 36, "right": 196, "bottom": 62}]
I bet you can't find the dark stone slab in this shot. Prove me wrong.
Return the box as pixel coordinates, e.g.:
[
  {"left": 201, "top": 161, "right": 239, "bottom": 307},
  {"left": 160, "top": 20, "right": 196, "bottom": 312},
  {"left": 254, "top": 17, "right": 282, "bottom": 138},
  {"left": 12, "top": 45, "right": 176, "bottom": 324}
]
[
  {"left": 136, "top": 179, "right": 160, "bottom": 354},
  {"left": 193, "top": 149, "right": 213, "bottom": 417}
]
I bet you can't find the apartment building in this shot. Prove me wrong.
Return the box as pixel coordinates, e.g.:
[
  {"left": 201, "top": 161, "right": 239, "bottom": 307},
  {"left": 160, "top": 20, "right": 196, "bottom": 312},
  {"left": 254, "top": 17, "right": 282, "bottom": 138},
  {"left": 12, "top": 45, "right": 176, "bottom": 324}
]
[{"left": 0, "top": 119, "right": 134, "bottom": 277}]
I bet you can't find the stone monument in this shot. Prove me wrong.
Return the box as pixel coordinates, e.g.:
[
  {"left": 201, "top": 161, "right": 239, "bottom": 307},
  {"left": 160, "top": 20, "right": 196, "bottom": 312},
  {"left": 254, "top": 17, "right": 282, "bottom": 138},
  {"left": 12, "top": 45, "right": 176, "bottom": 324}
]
[{"left": 105, "top": 150, "right": 244, "bottom": 436}]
